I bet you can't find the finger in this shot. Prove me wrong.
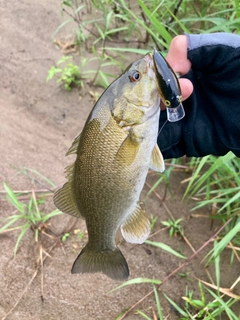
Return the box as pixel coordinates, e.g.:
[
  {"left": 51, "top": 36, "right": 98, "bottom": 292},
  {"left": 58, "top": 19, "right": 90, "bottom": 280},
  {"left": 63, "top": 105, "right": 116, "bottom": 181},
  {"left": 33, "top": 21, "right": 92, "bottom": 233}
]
[
  {"left": 179, "top": 78, "right": 193, "bottom": 101},
  {"left": 166, "top": 35, "right": 192, "bottom": 75}
]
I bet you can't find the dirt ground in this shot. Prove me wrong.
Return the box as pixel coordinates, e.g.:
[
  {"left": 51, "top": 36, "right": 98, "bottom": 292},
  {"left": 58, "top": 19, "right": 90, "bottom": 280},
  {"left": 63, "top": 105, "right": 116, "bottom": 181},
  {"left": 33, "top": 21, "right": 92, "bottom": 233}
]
[{"left": 0, "top": 1, "right": 239, "bottom": 320}]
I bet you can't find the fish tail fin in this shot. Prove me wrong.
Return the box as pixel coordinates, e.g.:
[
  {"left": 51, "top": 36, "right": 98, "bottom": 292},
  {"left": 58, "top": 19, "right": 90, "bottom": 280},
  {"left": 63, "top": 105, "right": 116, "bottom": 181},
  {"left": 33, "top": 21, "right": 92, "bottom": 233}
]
[{"left": 71, "top": 244, "right": 129, "bottom": 281}]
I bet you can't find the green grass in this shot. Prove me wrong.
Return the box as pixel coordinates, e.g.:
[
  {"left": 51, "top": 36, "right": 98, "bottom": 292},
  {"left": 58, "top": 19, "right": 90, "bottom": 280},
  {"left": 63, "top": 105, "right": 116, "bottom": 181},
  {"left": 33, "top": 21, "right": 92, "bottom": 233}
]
[
  {"left": 47, "top": 55, "right": 84, "bottom": 90},
  {"left": 0, "top": 183, "right": 62, "bottom": 256},
  {"left": 48, "top": 0, "right": 240, "bottom": 89}
]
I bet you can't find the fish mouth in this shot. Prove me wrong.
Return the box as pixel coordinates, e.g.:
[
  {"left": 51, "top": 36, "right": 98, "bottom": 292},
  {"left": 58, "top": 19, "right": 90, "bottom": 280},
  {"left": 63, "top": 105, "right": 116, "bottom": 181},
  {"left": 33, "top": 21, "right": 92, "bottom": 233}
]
[{"left": 152, "top": 49, "right": 185, "bottom": 122}]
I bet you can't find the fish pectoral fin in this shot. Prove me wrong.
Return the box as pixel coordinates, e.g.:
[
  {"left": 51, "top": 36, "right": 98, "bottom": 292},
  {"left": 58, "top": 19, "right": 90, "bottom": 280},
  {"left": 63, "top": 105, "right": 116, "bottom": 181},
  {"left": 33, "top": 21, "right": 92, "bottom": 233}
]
[
  {"left": 71, "top": 244, "right": 129, "bottom": 281},
  {"left": 53, "top": 162, "right": 83, "bottom": 218},
  {"left": 66, "top": 132, "right": 81, "bottom": 156},
  {"left": 114, "top": 131, "right": 140, "bottom": 166},
  {"left": 150, "top": 144, "right": 165, "bottom": 172},
  {"left": 121, "top": 202, "right": 150, "bottom": 244}
]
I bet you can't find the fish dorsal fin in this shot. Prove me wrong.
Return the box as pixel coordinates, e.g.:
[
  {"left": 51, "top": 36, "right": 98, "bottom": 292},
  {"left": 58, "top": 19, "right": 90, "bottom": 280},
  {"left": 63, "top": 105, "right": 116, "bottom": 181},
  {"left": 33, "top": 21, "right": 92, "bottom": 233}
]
[
  {"left": 53, "top": 161, "right": 84, "bottom": 218},
  {"left": 121, "top": 202, "right": 150, "bottom": 244},
  {"left": 150, "top": 144, "right": 165, "bottom": 172},
  {"left": 66, "top": 133, "right": 81, "bottom": 156}
]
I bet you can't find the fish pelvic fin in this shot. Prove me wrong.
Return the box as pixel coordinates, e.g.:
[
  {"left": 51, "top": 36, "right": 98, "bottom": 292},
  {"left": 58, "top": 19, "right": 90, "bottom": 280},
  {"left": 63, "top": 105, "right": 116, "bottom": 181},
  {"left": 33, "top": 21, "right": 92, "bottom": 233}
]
[
  {"left": 71, "top": 244, "right": 129, "bottom": 281},
  {"left": 121, "top": 202, "right": 150, "bottom": 244},
  {"left": 54, "top": 163, "right": 83, "bottom": 218},
  {"left": 150, "top": 144, "right": 165, "bottom": 172}
]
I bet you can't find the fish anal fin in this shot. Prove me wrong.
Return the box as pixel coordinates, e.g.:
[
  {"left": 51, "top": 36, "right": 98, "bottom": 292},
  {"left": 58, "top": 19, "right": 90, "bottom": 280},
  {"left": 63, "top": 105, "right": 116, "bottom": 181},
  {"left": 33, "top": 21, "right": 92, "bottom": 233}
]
[
  {"left": 53, "top": 162, "right": 83, "bottom": 218},
  {"left": 66, "top": 133, "right": 81, "bottom": 156},
  {"left": 150, "top": 144, "right": 165, "bottom": 172},
  {"left": 71, "top": 244, "right": 129, "bottom": 281},
  {"left": 121, "top": 202, "right": 150, "bottom": 244}
]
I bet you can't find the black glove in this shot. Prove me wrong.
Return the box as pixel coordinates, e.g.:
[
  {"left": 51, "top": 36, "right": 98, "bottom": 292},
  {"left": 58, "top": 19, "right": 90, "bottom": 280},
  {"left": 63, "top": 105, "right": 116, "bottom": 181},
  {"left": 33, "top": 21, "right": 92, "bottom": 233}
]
[{"left": 157, "top": 33, "right": 240, "bottom": 159}]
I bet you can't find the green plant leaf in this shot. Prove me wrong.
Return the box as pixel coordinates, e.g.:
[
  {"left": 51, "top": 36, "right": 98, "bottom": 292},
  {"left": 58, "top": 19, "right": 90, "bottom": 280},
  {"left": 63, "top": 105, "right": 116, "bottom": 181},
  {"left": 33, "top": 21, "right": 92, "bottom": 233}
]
[
  {"left": 110, "top": 278, "right": 161, "bottom": 293},
  {"left": 42, "top": 209, "right": 62, "bottom": 222},
  {"left": 4, "top": 183, "right": 25, "bottom": 214},
  {"left": 137, "top": 0, "right": 172, "bottom": 45},
  {"left": 206, "top": 219, "right": 240, "bottom": 263},
  {"left": 145, "top": 240, "right": 186, "bottom": 259},
  {"left": 61, "top": 1, "right": 73, "bottom": 8},
  {"left": 52, "top": 19, "right": 73, "bottom": 39},
  {"left": 135, "top": 310, "right": 151, "bottom": 320},
  {"left": 163, "top": 293, "right": 188, "bottom": 317},
  {"left": 104, "top": 47, "right": 149, "bottom": 55},
  {"left": 153, "top": 285, "right": 163, "bottom": 320},
  {"left": 206, "top": 288, "right": 239, "bottom": 320},
  {"left": 14, "top": 222, "right": 31, "bottom": 256}
]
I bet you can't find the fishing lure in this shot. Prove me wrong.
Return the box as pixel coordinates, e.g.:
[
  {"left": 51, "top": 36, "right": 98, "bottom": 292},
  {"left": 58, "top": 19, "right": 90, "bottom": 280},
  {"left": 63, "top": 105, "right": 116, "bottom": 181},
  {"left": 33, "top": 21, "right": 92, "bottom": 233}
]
[{"left": 153, "top": 49, "right": 185, "bottom": 122}]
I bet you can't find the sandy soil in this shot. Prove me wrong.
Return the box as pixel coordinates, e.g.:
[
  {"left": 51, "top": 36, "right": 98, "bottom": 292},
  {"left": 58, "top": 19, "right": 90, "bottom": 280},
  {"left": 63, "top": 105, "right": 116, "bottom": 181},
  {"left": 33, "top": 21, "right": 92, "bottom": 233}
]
[{"left": 0, "top": 1, "right": 239, "bottom": 319}]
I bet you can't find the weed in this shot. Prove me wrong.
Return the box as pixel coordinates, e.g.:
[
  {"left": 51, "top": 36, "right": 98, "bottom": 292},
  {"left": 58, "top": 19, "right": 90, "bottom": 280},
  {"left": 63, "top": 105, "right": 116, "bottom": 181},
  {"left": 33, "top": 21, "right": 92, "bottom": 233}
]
[
  {"left": 0, "top": 183, "right": 62, "bottom": 255},
  {"left": 73, "top": 228, "right": 85, "bottom": 241},
  {"left": 77, "top": 231, "right": 84, "bottom": 240},
  {"left": 178, "top": 272, "right": 192, "bottom": 282},
  {"left": 179, "top": 281, "right": 239, "bottom": 319},
  {"left": 135, "top": 285, "right": 163, "bottom": 320},
  {"left": 183, "top": 153, "right": 240, "bottom": 265},
  {"left": 47, "top": 56, "right": 83, "bottom": 90},
  {"left": 145, "top": 239, "right": 186, "bottom": 260},
  {"left": 48, "top": 0, "right": 240, "bottom": 93},
  {"left": 62, "top": 232, "right": 70, "bottom": 242},
  {"left": 48, "top": 0, "right": 128, "bottom": 90},
  {"left": 184, "top": 153, "right": 240, "bottom": 217},
  {"left": 161, "top": 218, "right": 183, "bottom": 237},
  {"left": 149, "top": 214, "right": 158, "bottom": 229}
]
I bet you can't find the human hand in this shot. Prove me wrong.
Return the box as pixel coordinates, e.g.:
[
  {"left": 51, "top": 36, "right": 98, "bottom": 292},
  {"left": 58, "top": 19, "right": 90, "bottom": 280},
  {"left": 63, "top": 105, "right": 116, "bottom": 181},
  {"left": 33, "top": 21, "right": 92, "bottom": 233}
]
[{"left": 158, "top": 32, "right": 240, "bottom": 159}]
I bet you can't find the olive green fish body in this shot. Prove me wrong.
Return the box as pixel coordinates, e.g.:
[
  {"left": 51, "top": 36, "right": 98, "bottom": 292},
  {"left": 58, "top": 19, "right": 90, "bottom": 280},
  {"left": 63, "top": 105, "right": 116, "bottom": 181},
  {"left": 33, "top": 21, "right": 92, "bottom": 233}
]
[
  {"left": 54, "top": 54, "right": 165, "bottom": 280},
  {"left": 76, "top": 106, "right": 158, "bottom": 245}
]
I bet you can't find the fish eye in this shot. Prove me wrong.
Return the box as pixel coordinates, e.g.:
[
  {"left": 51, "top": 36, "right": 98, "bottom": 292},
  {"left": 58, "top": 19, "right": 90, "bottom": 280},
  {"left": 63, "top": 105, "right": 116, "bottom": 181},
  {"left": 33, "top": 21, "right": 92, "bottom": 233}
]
[{"left": 130, "top": 71, "right": 141, "bottom": 82}]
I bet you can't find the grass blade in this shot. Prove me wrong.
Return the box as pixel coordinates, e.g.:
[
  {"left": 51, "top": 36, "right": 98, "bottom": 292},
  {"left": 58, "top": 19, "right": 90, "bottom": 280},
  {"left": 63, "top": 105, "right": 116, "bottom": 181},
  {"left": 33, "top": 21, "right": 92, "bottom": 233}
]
[
  {"left": 110, "top": 278, "right": 161, "bottom": 293},
  {"left": 145, "top": 240, "right": 186, "bottom": 259},
  {"left": 207, "top": 219, "right": 240, "bottom": 263},
  {"left": 153, "top": 285, "right": 163, "bottom": 320},
  {"left": 162, "top": 293, "right": 188, "bottom": 317},
  {"left": 135, "top": 310, "right": 151, "bottom": 320},
  {"left": 4, "top": 183, "right": 25, "bottom": 214},
  {"left": 14, "top": 222, "right": 31, "bottom": 256}
]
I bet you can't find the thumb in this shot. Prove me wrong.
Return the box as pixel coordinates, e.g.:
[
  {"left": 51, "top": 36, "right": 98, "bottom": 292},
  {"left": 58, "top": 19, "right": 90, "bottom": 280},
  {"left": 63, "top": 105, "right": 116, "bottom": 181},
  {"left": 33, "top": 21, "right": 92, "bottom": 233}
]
[
  {"left": 166, "top": 35, "right": 193, "bottom": 101},
  {"left": 179, "top": 78, "right": 193, "bottom": 101},
  {"left": 166, "top": 35, "right": 192, "bottom": 75}
]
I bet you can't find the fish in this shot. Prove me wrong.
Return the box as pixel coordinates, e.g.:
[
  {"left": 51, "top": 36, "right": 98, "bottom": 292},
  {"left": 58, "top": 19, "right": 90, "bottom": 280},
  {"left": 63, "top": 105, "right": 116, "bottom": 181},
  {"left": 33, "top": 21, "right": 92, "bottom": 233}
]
[
  {"left": 54, "top": 52, "right": 165, "bottom": 281},
  {"left": 153, "top": 49, "right": 185, "bottom": 122}
]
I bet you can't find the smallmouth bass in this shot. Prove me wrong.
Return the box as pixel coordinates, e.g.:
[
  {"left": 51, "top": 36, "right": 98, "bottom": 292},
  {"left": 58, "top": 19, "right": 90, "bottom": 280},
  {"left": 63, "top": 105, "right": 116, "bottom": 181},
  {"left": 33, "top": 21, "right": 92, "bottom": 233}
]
[{"left": 54, "top": 52, "right": 165, "bottom": 281}]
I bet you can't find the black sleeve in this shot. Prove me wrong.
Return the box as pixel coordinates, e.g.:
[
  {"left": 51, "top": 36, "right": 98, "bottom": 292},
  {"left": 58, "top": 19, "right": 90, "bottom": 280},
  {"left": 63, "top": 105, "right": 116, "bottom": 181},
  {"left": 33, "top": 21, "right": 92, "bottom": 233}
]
[{"left": 157, "top": 33, "right": 240, "bottom": 159}]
